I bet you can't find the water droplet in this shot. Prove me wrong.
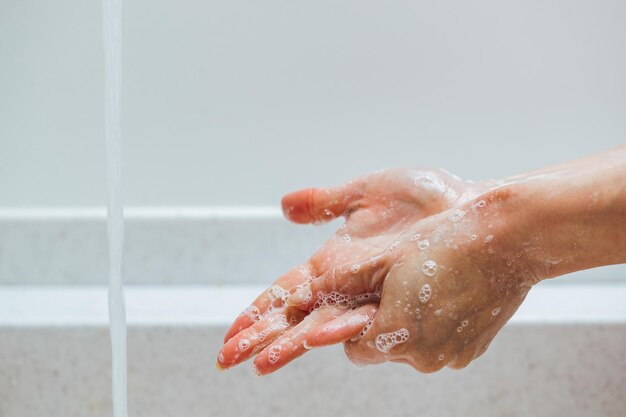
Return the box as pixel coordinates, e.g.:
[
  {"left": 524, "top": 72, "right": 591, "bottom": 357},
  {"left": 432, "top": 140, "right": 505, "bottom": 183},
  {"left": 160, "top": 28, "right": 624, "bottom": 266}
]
[
  {"left": 491, "top": 307, "right": 501, "bottom": 316},
  {"left": 448, "top": 209, "right": 465, "bottom": 222},
  {"left": 485, "top": 235, "right": 494, "bottom": 243},
  {"left": 438, "top": 354, "right": 445, "bottom": 361},
  {"left": 470, "top": 234, "right": 477, "bottom": 241},
  {"left": 418, "top": 239, "right": 430, "bottom": 251}
]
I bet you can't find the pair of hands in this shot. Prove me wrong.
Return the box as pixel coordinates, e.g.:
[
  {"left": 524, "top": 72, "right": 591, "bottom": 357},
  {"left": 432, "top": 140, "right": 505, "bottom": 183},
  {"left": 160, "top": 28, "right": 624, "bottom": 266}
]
[{"left": 217, "top": 169, "right": 537, "bottom": 375}]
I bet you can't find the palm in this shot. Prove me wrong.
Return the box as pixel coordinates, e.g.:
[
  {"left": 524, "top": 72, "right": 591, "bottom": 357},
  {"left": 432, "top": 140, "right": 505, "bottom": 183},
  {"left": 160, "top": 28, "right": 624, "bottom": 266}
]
[{"left": 310, "top": 169, "right": 477, "bottom": 273}]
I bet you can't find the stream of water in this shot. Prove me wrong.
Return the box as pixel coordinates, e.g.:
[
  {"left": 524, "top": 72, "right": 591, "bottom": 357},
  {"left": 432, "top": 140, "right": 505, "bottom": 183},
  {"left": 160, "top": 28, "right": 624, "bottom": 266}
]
[{"left": 103, "top": 0, "right": 128, "bottom": 416}]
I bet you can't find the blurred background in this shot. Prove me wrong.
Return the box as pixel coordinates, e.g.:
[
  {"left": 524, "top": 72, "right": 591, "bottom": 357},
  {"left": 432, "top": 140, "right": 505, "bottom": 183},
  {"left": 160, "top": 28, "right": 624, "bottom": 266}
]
[{"left": 1, "top": 0, "right": 625, "bottom": 208}]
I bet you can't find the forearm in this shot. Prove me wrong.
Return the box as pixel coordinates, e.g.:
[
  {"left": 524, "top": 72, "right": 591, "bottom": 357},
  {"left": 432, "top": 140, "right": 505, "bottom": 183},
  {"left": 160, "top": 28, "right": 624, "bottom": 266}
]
[
  {"left": 502, "top": 148, "right": 626, "bottom": 281},
  {"left": 501, "top": 144, "right": 626, "bottom": 184}
]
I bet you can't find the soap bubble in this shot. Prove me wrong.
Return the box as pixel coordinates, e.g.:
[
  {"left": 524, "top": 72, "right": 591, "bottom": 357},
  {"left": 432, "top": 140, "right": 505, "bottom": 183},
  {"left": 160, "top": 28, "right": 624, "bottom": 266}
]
[
  {"left": 375, "top": 328, "right": 410, "bottom": 353},
  {"left": 238, "top": 339, "right": 251, "bottom": 352},
  {"left": 422, "top": 260, "right": 437, "bottom": 277},
  {"left": 268, "top": 345, "right": 282, "bottom": 364},
  {"left": 418, "top": 239, "right": 430, "bottom": 251},
  {"left": 419, "top": 284, "right": 432, "bottom": 303},
  {"left": 485, "top": 235, "right": 494, "bottom": 243},
  {"left": 438, "top": 354, "right": 445, "bottom": 361},
  {"left": 312, "top": 290, "right": 380, "bottom": 310},
  {"left": 491, "top": 307, "right": 501, "bottom": 316},
  {"left": 409, "top": 234, "right": 421, "bottom": 241},
  {"left": 355, "top": 318, "right": 375, "bottom": 340},
  {"left": 242, "top": 305, "right": 260, "bottom": 322}
]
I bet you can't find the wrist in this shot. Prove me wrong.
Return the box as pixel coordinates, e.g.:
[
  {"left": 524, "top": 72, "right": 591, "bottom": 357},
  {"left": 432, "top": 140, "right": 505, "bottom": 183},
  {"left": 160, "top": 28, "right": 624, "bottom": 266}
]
[{"left": 496, "top": 169, "right": 626, "bottom": 282}]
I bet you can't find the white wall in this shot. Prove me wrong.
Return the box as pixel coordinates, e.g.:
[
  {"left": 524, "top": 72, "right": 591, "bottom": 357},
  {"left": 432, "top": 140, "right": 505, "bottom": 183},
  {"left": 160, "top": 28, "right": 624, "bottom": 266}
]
[{"left": 1, "top": 0, "right": 625, "bottom": 207}]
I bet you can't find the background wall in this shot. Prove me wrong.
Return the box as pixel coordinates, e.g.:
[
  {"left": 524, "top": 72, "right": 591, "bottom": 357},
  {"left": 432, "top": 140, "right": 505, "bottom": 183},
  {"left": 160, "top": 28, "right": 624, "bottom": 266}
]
[{"left": 1, "top": 0, "right": 625, "bottom": 207}]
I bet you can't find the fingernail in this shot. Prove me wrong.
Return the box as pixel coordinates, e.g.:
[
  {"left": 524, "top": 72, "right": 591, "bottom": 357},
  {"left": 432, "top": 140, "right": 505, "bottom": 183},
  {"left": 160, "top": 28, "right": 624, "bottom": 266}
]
[
  {"left": 286, "top": 284, "right": 312, "bottom": 306},
  {"left": 216, "top": 351, "right": 226, "bottom": 371}
]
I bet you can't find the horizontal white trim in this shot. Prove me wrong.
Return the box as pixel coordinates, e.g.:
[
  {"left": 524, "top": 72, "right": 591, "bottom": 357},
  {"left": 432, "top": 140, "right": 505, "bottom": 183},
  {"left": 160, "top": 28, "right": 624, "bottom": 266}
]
[
  {"left": 0, "top": 206, "right": 283, "bottom": 221},
  {"left": 1, "top": 284, "right": 625, "bottom": 327}
]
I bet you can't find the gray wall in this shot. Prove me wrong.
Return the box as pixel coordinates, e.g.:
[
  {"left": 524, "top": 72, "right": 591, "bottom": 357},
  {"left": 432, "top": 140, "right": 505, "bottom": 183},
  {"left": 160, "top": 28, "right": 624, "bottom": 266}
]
[{"left": 1, "top": 0, "right": 625, "bottom": 207}]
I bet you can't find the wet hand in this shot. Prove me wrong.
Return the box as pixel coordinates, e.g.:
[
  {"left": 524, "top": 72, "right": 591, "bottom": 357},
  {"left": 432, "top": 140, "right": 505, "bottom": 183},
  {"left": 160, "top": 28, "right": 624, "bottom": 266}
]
[
  {"left": 217, "top": 168, "right": 489, "bottom": 374},
  {"left": 294, "top": 191, "right": 537, "bottom": 372}
]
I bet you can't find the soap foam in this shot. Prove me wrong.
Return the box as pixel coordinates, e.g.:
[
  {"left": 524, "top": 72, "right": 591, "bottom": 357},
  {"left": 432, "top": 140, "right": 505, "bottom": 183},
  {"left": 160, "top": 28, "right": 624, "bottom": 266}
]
[{"left": 374, "top": 328, "right": 410, "bottom": 353}]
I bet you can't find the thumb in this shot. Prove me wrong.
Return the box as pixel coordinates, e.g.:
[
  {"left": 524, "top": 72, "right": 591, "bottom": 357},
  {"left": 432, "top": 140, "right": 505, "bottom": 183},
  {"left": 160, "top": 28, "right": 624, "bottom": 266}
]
[
  {"left": 281, "top": 181, "right": 362, "bottom": 224},
  {"left": 286, "top": 256, "right": 388, "bottom": 310}
]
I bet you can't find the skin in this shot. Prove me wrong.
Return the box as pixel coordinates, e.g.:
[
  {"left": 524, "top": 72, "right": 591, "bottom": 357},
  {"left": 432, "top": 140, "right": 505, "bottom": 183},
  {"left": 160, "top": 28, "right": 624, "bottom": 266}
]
[{"left": 217, "top": 145, "right": 626, "bottom": 375}]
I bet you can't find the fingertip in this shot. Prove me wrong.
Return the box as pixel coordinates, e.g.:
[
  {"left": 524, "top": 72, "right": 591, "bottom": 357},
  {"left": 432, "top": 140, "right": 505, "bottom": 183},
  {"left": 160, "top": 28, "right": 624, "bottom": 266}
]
[
  {"left": 285, "top": 283, "right": 313, "bottom": 307},
  {"left": 281, "top": 188, "right": 315, "bottom": 224},
  {"left": 216, "top": 350, "right": 229, "bottom": 370}
]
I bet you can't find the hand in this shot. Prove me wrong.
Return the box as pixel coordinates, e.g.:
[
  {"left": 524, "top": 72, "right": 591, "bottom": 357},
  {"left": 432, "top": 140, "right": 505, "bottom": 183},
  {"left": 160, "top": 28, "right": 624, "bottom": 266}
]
[
  {"left": 290, "top": 188, "right": 537, "bottom": 372},
  {"left": 217, "top": 168, "right": 487, "bottom": 374}
]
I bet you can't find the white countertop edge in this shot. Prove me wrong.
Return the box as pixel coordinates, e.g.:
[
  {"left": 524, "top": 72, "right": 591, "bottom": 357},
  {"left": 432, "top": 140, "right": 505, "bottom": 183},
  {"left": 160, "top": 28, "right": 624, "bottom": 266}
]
[
  {"left": 0, "top": 284, "right": 625, "bottom": 327},
  {"left": 0, "top": 206, "right": 283, "bottom": 221}
]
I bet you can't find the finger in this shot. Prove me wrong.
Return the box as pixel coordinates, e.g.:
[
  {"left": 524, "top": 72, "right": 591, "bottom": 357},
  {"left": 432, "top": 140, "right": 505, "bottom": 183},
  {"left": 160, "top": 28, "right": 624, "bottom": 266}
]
[
  {"left": 342, "top": 317, "right": 396, "bottom": 367},
  {"left": 223, "top": 265, "right": 312, "bottom": 343},
  {"left": 253, "top": 306, "right": 349, "bottom": 375},
  {"left": 281, "top": 181, "right": 362, "bottom": 224},
  {"left": 286, "top": 258, "right": 388, "bottom": 310},
  {"left": 217, "top": 308, "right": 306, "bottom": 369},
  {"left": 306, "top": 303, "right": 378, "bottom": 348}
]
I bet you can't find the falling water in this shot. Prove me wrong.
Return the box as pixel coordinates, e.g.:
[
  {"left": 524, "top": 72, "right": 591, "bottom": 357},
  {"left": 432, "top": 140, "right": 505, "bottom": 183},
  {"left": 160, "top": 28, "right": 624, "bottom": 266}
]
[{"left": 103, "top": 0, "right": 128, "bottom": 416}]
